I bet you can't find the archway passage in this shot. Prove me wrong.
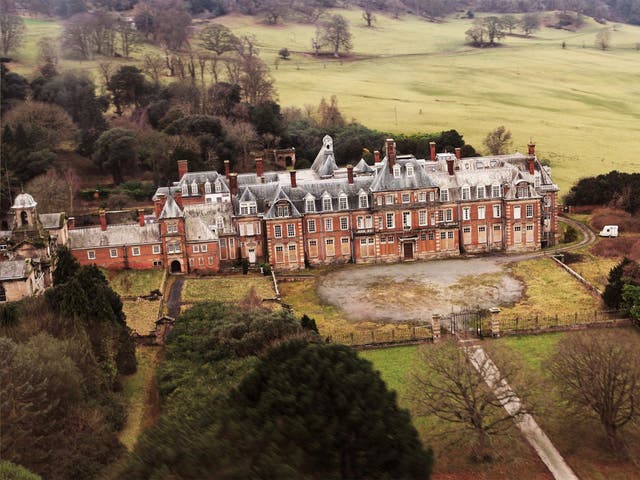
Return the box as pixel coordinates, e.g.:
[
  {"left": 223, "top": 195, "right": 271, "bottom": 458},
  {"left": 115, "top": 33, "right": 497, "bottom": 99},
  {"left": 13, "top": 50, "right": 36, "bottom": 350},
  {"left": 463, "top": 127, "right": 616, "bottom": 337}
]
[{"left": 170, "top": 260, "right": 182, "bottom": 273}]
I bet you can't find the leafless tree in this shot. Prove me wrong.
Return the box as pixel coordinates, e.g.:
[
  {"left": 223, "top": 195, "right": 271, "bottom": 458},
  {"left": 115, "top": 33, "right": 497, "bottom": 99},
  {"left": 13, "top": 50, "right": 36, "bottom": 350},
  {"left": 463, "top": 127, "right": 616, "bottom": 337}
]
[
  {"left": 549, "top": 331, "right": 640, "bottom": 449},
  {"left": 483, "top": 125, "right": 512, "bottom": 155},
  {"left": 115, "top": 18, "right": 140, "bottom": 57},
  {"left": 595, "top": 28, "right": 611, "bottom": 50},
  {"left": 0, "top": 13, "right": 25, "bottom": 55},
  {"left": 199, "top": 23, "right": 238, "bottom": 83},
  {"left": 143, "top": 53, "right": 165, "bottom": 85},
  {"left": 222, "top": 118, "right": 260, "bottom": 170},
  {"left": 97, "top": 61, "right": 114, "bottom": 93},
  {"left": 409, "top": 339, "right": 528, "bottom": 461}
]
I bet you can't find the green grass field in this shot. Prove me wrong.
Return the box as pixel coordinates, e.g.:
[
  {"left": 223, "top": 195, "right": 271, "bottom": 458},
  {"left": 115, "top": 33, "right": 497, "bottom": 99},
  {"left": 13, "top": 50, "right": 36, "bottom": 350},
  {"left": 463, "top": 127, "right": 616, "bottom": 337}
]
[
  {"left": 182, "top": 274, "right": 275, "bottom": 302},
  {"left": 103, "top": 269, "right": 165, "bottom": 297},
  {"left": 9, "top": 11, "right": 640, "bottom": 194}
]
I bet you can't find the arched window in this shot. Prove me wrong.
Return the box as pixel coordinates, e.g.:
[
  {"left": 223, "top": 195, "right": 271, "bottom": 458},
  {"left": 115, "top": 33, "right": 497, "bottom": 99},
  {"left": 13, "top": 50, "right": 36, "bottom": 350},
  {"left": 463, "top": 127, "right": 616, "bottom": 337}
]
[
  {"left": 20, "top": 211, "right": 28, "bottom": 226},
  {"left": 181, "top": 183, "right": 189, "bottom": 196},
  {"left": 204, "top": 180, "right": 212, "bottom": 194},
  {"left": 191, "top": 181, "right": 198, "bottom": 195},
  {"left": 393, "top": 165, "right": 401, "bottom": 178}
]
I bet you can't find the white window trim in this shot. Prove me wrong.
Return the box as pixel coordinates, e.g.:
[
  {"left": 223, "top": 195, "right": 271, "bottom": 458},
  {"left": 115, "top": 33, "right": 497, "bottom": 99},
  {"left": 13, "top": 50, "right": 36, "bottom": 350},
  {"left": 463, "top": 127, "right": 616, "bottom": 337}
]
[
  {"left": 131, "top": 247, "right": 141, "bottom": 256},
  {"left": 87, "top": 250, "right": 96, "bottom": 260},
  {"left": 109, "top": 248, "right": 118, "bottom": 258}
]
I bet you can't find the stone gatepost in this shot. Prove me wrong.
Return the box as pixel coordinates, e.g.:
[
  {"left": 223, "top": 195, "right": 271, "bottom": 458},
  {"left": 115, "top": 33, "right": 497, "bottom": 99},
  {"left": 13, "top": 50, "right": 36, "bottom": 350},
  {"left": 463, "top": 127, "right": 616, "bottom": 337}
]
[{"left": 431, "top": 314, "right": 441, "bottom": 342}]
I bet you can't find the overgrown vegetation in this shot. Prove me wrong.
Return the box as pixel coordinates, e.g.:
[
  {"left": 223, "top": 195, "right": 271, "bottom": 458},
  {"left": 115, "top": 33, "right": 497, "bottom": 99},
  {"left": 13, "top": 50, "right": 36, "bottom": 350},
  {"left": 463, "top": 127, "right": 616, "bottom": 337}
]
[
  {"left": 123, "top": 300, "right": 432, "bottom": 478},
  {"left": 0, "top": 249, "right": 136, "bottom": 480},
  {"left": 565, "top": 171, "right": 640, "bottom": 213}
]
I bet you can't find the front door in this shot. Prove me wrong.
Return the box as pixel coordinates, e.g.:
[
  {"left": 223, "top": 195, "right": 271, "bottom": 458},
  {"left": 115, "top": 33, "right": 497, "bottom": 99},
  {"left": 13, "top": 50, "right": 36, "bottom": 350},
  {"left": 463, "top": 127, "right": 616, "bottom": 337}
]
[
  {"left": 248, "top": 248, "right": 256, "bottom": 263},
  {"left": 403, "top": 242, "right": 413, "bottom": 260}
]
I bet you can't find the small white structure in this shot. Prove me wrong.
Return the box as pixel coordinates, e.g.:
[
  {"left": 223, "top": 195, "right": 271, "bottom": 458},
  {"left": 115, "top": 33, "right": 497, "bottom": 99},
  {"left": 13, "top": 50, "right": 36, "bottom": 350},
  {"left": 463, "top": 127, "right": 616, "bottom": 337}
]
[{"left": 599, "top": 225, "right": 619, "bottom": 237}]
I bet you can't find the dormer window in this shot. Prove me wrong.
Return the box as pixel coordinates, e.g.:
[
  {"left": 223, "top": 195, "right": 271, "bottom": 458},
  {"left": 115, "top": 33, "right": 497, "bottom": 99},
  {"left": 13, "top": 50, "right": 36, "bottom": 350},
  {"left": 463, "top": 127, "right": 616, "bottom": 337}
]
[
  {"left": 393, "top": 165, "right": 401, "bottom": 178},
  {"left": 181, "top": 183, "right": 188, "bottom": 196},
  {"left": 214, "top": 180, "right": 222, "bottom": 193},
  {"left": 240, "top": 201, "right": 257, "bottom": 215},
  {"left": 204, "top": 180, "right": 212, "bottom": 194},
  {"left": 476, "top": 186, "right": 485, "bottom": 199},
  {"left": 276, "top": 204, "right": 290, "bottom": 217},
  {"left": 491, "top": 184, "right": 501, "bottom": 198},
  {"left": 306, "top": 198, "right": 315, "bottom": 213},
  {"left": 534, "top": 174, "right": 541, "bottom": 188},
  {"left": 323, "top": 195, "right": 332, "bottom": 211},
  {"left": 190, "top": 181, "right": 198, "bottom": 195},
  {"left": 440, "top": 189, "right": 449, "bottom": 202},
  {"left": 517, "top": 185, "right": 529, "bottom": 198},
  {"left": 216, "top": 217, "right": 224, "bottom": 232},
  {"left": 339, "top": 194, "right": 348, "bottom": 210},
  {"left": 407, "top": 165, "right": 414, "bottom": 177},
  {"left": 359, "top": 193, "right": 368, "bottom": 209},
  {"left": 461, "top": 186, "right": 471, "bottom": 201}
]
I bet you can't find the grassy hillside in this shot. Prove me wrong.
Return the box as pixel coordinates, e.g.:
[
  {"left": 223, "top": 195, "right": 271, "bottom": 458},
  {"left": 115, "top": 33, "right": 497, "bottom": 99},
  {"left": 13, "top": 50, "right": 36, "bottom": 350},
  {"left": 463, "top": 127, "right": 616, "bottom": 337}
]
[{"left": 9, "top": 10, "right": 640, "bottom": 194}]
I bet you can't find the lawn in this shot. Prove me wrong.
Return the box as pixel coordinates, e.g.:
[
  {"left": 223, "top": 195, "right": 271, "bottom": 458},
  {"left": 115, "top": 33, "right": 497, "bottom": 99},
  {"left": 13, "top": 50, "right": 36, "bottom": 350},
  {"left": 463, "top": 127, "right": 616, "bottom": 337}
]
[
  {"left": 104, "top": 269, "right": 165, "bottom": 298},
  {"left": 359, "top": 345, "right": 417, "bottom": 404},
  {"left": 182, "top": 274, "right": 275, "bottom": 303},
  {"left": 497, "top": 257, "right": 601, "bottom": 320},
  {"left": 122, "top": 300, "right": 161, "bottom": 335},
  {"left": 9, "top": 12, "right": 640, "bottom": 195}
]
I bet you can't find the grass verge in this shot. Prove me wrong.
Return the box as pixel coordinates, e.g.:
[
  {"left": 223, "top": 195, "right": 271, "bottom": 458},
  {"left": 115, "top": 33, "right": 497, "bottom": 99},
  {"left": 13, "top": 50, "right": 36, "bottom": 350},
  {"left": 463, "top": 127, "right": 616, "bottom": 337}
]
[
  {"left": 104, "top": 269, "right": 165, "bottom": 298},
  {"left": 182, "top": 274, "right": 275, "bottom": 303}
]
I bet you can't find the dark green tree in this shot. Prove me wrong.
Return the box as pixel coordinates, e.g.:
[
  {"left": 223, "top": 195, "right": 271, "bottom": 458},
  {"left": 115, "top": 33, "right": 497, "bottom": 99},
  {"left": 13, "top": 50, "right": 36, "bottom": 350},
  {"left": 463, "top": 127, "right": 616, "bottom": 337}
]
[
  {"left": 0, "top": 63, "right": 29, "bottom": 112},
  {"left": 107, "top": 65, "right": 150, "bottom": 115},
  {"left": 228, "top": 340, "right": 433, "bottom": 479},
  {"left": 93, "top": 128, "right": 138, "bottom": 184},
  {"left": 602, "top": 257, "right": 635, "bottom": 309}
]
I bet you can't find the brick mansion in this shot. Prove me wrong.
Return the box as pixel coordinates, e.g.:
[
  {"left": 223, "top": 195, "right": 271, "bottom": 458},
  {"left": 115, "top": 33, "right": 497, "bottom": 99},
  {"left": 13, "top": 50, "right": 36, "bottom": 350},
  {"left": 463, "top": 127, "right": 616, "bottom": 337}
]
[{"left": 1, "top": 136, "right": 559, "bottom": 285}]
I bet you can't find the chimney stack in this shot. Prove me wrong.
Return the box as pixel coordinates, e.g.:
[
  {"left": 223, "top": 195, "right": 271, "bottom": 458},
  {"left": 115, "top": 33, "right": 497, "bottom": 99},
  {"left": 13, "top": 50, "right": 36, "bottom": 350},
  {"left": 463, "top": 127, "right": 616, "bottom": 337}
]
[
  {"left": 224, "top": 160, "right": 230, "bottom": 178},
  {"left": 347, "top": 164, "right": 354, "bottom": 184},
  {"left": 256, "top": 157, "right": 264, "bottom": 178},
  {"left": 99, "top": 210, "right": 107, "bottom": 231},
  {"left": 386, "top": 139, "right": 396, "bottom": 172},
  {"left": 290, "top": 170, "right": 297, "bottom": 188},
  {"left": 527, "top": 158, "right": 535, "bottom": 175},
  {"left": 68, "top": 217, "right": 75, "bottom": 230},
  {"left": 177, "top": 159, "right": 188, "bottom": 179},
  {"left": 138, "top": 209, "right": 145, "bottom": 227},
  {"left": 429, "top": 141, "right": 436, "bottom": 161},
  {"left": 446, "top": 157, "right": 455, "bottom": 176},
  {"left": 229, "top": 172, "right": 238, "bottom": 196},
  {"left": 374, "top": 150, "right": 381, "bottom": 163},
  {"left": 528, "top": 142, "right": 536, "bottom": 156},
  {"left": 455, "top": 147, "right": 461, "bottom": 160},
  {"left": 174, "top": 190, "right": 183, "bottom": 208},
  {"left": 153, "top": 194, "right": 165, "bottom": 218}
]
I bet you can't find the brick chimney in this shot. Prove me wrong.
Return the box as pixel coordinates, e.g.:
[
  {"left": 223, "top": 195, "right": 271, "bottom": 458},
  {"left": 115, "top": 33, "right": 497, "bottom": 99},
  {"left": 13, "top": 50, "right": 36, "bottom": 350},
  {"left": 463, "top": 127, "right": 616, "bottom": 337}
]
[
  {"left": 455, "top": 147, "right": 461, "bottom": 160},
  {"left": 229, "top": 172, "right": 238, "bottom": 196},
  {"left": 429, "top": 141, "right": 436, "bottom": 161},
  {"left": 527, "top": 158, "right": 535, "bottom": 175},
  {"left": 347, "top": 164, "right": 354, "bottom": 184},
  {"left": 138, "top": 209, "right": 145, "bottom": 227},
  {"left": 177, "top": 159, "right": 188, "bottom": 179},
  {"left": 99, "top": 210, "right": 107, "bottom": 231},
  {"left": 224, "top": 159, "right": 230, "bottom": 177},
  {"left": 256, "top": 157, "right": 263, "bottom": 178},
  {"left": 528, "top": 142, "right": 536, "bottom": 156},
  {"left": 174, "top": 190, "right": 183, "bottom": 208},
  {"left": 446, "top": 157, "right": 455, "bottom": 176},
  {"left": 374, "top": 150, "right": 381, "bottom": 163},
  {"left": 290, "top": 170, "right": 297, "bottom": 188},
  {"left": 386, "top": 139, "right": 396, "bottom": 172},
  {"left": 68, "top": 217, "right": 75, "bottom": 230}
]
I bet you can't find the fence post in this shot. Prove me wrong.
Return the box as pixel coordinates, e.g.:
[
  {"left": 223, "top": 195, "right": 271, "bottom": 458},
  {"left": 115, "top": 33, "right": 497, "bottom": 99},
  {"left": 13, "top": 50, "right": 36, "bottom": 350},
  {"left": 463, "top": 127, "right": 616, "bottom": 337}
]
[{"left": 431, "top": 314, "right": 441, "bottom": 343}]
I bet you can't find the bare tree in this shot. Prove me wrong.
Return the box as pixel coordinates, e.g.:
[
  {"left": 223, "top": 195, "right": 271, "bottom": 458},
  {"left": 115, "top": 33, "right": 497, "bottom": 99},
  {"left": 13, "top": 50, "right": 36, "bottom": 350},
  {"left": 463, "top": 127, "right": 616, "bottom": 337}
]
[
  {"left": 199, "top": 24, "right": 238, "bottom": 83},
  {"left": 549, "top": 331, "right": 640, "bottom": 449},
  {"left": 115, "top": 18, "right": 140, "bottom": 57},
  {"left": 521, "top": 12, "right": 541, "bottom": 37},
  {"left": 409, "top": 340, "right": 528, "bottom": 461},
  {"left": 143, "top": 53, "right": 165, "bottom": 85},
  {"left": 222, "top": 118, "right": 260, "bottom": 170},
  {"left": 318, "top": 14, "right": 353, "bottom": 58},
  {"left": 595, "top": 28, "right": 611, "bottom": 50},
  {"left": 97, "top": 60, "right": 114, "bottom": 93},
  {"left": 0, "top": 13, "right": 25, "bottom": 55},
  {"left": 483, "top": 125, "right": 512, "bottom": 155}
]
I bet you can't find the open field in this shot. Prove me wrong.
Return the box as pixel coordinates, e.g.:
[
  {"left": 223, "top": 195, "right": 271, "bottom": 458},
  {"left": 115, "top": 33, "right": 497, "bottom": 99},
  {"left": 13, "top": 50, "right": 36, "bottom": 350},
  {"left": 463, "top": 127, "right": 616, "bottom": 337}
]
[
  {"left": 8, "top": 11, "right": 640, "bottom": 194},
  {"left": 182, "top": 274, "right": 275, "bottom": 303},
  {"left": 103, "top": 269, "right": 165, "bottom": 298}
]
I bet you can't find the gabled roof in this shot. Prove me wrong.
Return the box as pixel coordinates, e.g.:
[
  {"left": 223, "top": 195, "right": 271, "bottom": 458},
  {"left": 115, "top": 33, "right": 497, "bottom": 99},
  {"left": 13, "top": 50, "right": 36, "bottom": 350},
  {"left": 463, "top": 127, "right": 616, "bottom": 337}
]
[
  {"left": 311, "top": 135, "right": 338, "bottom": 178},
  {"left": 354, "top": 158, "right": 374, "bottom": 174},
  {"left": 183, "top": 203, "right": 233, "bottom": 240},
  {"left": 39, "top": 213, "right": 64, "bottom": 230},
  {"left": 238, "top": 188, "right": 257, "bottom": 202},
  {"left": 370, "top": 157, "right": 435, "bottom": 192},
  {"left": 264, "top": 186, "right": 301, "bottom": 219},
  {"left": 159, "top": 196, "right": 184, "bottom": 219}
]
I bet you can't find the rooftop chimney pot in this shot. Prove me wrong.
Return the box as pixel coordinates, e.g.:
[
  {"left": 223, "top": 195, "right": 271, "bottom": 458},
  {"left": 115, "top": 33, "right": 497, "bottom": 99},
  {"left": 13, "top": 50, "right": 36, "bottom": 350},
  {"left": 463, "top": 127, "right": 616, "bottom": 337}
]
[
  {"left": 374, "top": 150, "right": 381, "bottom": 163},
  {"left": 229, "top": 173, "right": 238, "bottom": 196},
  {"left": 347, "top": 164, "right": 354, "bottom": 184},
  {"left": 290, "top": 170, "right": 297, "bottom": 188},
  {"left": 386, "top": 139, "right": 396, "bottom": 172},
  {"left": 429, "top": 141, "right": 436, "bottom": 161},
  {"left": 138, "top": 209, "right": 145, "bottom": 227},
  {"left": 256, "top": 157, "right": 264, "bottom": 178},
  {"left": 455, "top": 147, "right": 461, "bottom": 160},
  {"left": 446, "top": 157, "right": 455, "bottom": 176},
  {"left": 99, "top": 210, "right": 107, "bottom": 231},
  {"left": 177, "top": 159, "right": 188, "bottom": 179},
  {"left": 224, "top": 160, "right": 230, "bottom": 178}
]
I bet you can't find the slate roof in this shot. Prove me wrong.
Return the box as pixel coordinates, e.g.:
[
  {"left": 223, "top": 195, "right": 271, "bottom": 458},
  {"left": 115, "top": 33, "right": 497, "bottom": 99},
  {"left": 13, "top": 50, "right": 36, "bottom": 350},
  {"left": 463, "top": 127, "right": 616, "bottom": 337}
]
[
  {"left": 39, "top": 213, "right": 64, "bottom": 230},
  {"left": 0, "top": 259, "right": 27, "bottom": 280},
  {"left": 354, "top": 158, "right": 374, "bottom": 174},
  {"left": 68, "top": 224, "right": 161, "bottom": 249},
  {"left": 264, "top": 186, "right": 302, "bottom": 219},
  {"left": 183, "top": 203, "right": 233, "bottom": 240},
  {"left": 159, "top": 196, "right": 184, "bottom": 219},
  {"left": 179, "top": 171, "right": 230, "bottom": 193},
  {"left": 370, "top": 157, "right": 435, "bottom": 192},
  {"left": 311, "top": 135, "right": 338, "bottom": 178}
]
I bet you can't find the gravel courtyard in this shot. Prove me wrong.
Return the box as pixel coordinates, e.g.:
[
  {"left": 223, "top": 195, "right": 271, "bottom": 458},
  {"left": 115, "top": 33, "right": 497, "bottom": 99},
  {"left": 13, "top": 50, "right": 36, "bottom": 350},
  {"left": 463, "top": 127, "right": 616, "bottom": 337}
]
[{"left": 317, "top": 258, "right": 524, "bottom": 323}]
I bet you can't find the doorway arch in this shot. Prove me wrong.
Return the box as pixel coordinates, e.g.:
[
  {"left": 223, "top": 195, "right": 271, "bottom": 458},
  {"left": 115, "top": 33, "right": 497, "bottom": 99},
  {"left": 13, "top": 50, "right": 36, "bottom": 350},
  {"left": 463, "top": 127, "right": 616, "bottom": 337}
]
[{"left": 170, "top": 260, "right": 182, "bottom": 273}]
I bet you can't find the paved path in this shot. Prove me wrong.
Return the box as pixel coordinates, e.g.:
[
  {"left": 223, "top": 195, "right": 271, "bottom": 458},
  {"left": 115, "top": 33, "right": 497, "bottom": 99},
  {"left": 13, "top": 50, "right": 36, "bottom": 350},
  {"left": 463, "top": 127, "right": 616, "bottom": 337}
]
[
  {"left": 464, "top": 341, "right": 580, "bottom": 480},
  {"left": 166, "top": 277, "right": 184, "bottom": 318}
]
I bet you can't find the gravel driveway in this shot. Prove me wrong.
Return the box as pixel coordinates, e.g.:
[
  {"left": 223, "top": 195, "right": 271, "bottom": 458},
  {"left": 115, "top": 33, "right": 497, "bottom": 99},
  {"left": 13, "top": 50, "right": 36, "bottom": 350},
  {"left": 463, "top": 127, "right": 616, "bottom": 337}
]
[{"left": 317, "top": 257, "right": 524, "bottom": 323}]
